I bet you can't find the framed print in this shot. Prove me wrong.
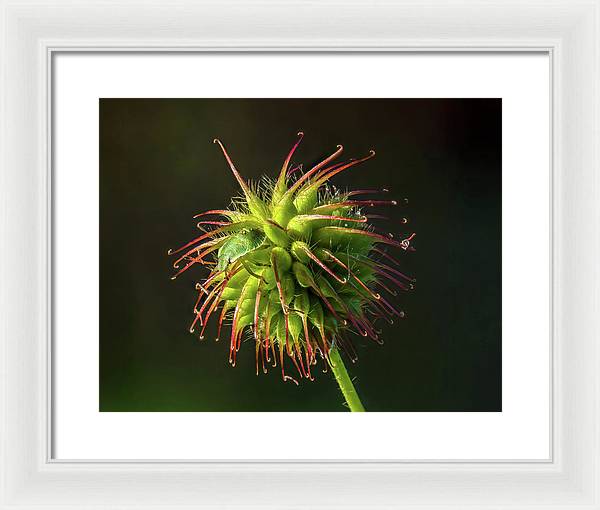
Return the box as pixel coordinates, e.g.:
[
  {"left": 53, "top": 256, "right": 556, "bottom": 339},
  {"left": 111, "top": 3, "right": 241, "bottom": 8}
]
[
  {"left": 52, "top": 53, "right": 548, "bottom": 461},
  {"left": 1, "top": 1, "right": 599, "bottom": 509}
]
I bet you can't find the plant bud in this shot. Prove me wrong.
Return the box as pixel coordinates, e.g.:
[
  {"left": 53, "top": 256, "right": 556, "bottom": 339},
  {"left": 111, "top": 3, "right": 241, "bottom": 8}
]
[{"left": 170, "top": 133, "right": 413, "bottom": 385}]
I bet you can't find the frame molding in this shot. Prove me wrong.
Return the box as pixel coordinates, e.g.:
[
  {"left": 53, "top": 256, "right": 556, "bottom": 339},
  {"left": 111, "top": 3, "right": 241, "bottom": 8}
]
[{"left": 1, "top": 0, "right": 598, "bottom": 508}]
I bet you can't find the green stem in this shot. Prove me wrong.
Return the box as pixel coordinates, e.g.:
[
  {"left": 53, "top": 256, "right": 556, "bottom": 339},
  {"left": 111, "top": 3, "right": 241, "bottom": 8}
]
[{"left": 329, "top": 347, "right": 365, "bottom": 412}]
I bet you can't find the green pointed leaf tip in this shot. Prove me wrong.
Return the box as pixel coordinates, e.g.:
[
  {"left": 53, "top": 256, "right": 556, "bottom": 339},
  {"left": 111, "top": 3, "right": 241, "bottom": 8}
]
[{"left": 169, "top": 133, "right": 415, "bottom": 387}]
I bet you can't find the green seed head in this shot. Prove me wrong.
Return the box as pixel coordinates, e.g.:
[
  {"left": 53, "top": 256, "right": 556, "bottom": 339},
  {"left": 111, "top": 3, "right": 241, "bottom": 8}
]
[{"left": 169, "top": 132, "right": 415, "bottom": 384}]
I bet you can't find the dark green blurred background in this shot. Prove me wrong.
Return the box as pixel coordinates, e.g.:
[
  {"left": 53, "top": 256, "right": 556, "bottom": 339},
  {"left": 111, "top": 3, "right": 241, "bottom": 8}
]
[{"left": 100, "top": 98, "right": 501, "bottom": 412}]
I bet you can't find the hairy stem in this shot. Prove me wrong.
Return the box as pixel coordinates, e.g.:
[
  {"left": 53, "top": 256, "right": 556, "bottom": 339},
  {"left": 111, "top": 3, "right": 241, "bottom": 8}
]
[{"left": 329, "top": 347, "right": 365, "bottom": 412}]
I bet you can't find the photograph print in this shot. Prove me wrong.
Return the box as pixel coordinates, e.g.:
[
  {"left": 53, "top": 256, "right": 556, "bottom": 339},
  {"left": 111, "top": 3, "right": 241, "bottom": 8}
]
[{"left": 99, "top": 98, "right": 501, "bottom": 412}]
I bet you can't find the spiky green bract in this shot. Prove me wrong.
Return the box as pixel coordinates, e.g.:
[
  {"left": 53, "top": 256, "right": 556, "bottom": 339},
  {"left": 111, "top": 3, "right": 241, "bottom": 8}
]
[{"left": 169, "top": 132, "right": 415, "bottom": 386}]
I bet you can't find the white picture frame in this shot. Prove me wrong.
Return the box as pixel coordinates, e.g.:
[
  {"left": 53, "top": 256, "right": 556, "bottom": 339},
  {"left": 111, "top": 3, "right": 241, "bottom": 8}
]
[{"left": 1, "top": 0, "right": 598, "bottom": 508}]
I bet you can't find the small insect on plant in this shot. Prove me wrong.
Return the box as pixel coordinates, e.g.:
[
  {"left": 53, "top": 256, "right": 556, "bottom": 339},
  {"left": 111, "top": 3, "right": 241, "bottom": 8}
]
[{"left": 168, "top": 132, "right": 415, "bottom": 411}]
